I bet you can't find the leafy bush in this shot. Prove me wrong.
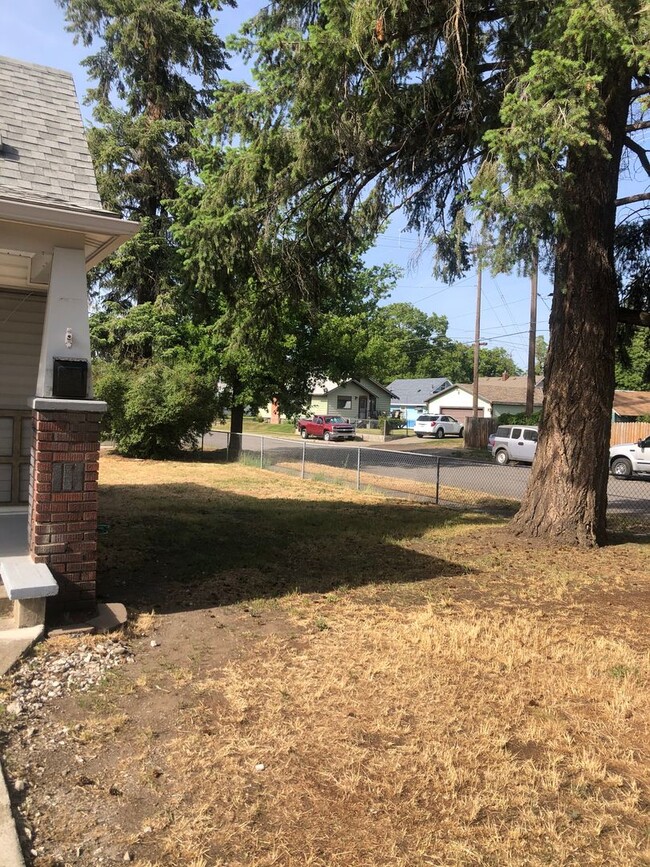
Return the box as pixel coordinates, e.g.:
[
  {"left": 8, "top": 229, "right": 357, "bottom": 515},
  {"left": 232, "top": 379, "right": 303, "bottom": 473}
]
[
  {"left": 94, "top": 359, "right": 220, "bottom": 458},
  {"left": 497, "top": 411, "right": 542, "bottom": 425}
]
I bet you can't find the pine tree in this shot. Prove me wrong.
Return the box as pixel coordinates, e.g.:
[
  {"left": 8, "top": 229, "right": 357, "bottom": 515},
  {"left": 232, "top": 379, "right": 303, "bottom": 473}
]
[
  {"left": 58, "top": 0, "right": 233, "bottom": 304},
  {"left": 211, "top": 0, "right": 650, "bottom": 545}
]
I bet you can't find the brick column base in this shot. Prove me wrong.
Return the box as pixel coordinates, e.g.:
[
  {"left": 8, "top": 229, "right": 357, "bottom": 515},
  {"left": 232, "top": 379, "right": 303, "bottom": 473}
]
[{"left": 29, "top": 409, "right": 102, "bottom": 610}]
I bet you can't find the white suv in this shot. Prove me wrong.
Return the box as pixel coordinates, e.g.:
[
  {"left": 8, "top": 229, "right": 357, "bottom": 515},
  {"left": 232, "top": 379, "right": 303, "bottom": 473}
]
[
  {"left": 492, "top": 425, "right": 538, "bottom": 465},
  {"left": 414, "top": 414, "right": 464, "bottom": 438},
  {"left": 609, "top": 436, "right": 650, "bottom": 479}
]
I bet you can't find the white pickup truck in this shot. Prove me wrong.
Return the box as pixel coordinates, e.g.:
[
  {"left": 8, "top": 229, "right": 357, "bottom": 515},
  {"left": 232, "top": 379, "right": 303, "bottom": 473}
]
[{"left": 609, "top": 436, "right": 650, "bottom": 479}]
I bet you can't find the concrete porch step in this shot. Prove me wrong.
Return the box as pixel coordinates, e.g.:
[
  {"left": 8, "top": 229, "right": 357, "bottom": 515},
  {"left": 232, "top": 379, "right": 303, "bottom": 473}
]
[
  {"left": 0, "top": 614, "right": 14, "bottom": 632},
  {"left": 0, "top": 586, "right": 10, "bottom": 619}
]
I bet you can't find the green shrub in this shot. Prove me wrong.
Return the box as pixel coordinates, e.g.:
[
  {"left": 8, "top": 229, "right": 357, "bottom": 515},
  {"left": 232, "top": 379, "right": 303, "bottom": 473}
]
[
  {"left": 94, "top": 359, "right": 220, "bottom": 458},
  {"left": 496, "top": 411, "right": 542, "bottom": 425}
]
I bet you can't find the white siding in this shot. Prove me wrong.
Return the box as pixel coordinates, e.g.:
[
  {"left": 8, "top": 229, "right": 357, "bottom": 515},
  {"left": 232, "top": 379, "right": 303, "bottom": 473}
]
[
  {"left": 0, "top": 290, "right": 45, "bottom": 408},
  {"left": 427, "top": 387, "right": 492, "bottom": 418}
]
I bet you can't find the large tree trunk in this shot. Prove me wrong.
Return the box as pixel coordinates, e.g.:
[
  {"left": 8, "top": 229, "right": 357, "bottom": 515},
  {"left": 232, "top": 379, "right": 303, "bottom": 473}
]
[
  {"left": 512, "top": 73, "right": 631, "bottom": 547},
  {"left": 228, "top": 403, "right": 244, "bottom": 460}
]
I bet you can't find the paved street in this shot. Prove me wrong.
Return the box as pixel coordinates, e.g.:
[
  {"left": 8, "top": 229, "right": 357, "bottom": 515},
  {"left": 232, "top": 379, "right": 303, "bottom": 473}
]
[{"left": 202, "top": 431, "right": 649, "bottom": 517}]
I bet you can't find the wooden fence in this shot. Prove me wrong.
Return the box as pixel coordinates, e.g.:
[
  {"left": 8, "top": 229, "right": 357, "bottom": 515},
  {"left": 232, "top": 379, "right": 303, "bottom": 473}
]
[
  {"left": 464, "top": 417, "right": 499, "bottom": 449},
  {"left": 465, "top": 417, "right": 650, "bottom": 449},
  {"left": 610, "top": 421, "right": 650, "bottom": 445}
]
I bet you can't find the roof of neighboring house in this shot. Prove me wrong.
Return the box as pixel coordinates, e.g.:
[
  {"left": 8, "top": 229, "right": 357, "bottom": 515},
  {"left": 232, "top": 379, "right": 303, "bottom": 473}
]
[
  {"left": 362, "top": 376, "right": 398, "bottom": 397},
  {"left": 388, "top": 378, "right": 452, "bottom": 405},
  {"left": 613, "top": 390, "right": 650, "bottom": 417},
  {"left": 0, "top": 56, "right": 104, "bottom": 212},
  {"left": 311, "top": 377, "right": 397, "bottom": 398},
  {"left": 426, "top": 376, "right": 543, "bottom": 406}
]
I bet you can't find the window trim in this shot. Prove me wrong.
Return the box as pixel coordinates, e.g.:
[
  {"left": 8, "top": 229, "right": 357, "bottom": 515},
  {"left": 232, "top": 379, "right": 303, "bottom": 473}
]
[{"left": 0, "top": 411, "right": 32, "bottom": 505}]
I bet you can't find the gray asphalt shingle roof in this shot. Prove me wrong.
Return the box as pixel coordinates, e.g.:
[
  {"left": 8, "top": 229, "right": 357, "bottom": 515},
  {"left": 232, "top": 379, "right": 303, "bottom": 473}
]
[
  {"left": 0, "top": 56, "right": 103, "bottom": 212},
  {"left": 388, "top": 378, "right": 453, "bottom": 406}
]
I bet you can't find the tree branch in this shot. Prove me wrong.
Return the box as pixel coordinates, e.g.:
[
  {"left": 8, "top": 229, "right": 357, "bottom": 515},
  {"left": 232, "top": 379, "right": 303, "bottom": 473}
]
[
  {"left": 618, "top": 307, "right": 650, "bottom": 328},
  {"left": 623, "top": 136, "right": 650, "bottom": 177},
  {"left": 616, "top": 193, "right": 650, "bottom": 206},
  {"left": 631, "top": 85, "right": 650, "bottom": 98},
  {"left": 626, "top": 120, "right": 650, "bottom": 132}
]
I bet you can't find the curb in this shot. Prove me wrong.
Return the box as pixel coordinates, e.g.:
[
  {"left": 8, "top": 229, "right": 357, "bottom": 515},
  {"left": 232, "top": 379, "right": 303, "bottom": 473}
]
[{"left": 0, "top": 764, "right": 25, "bottom": 867}]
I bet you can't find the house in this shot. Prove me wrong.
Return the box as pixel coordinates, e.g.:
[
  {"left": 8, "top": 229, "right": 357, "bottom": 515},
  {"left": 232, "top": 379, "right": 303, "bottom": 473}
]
[
  {"left": 306, "top": 377, "right": 396, "bottom": 421},
  {"left": 387, "top": 377, "right": 453, "bottom": 427},
  {"left": 425, "top": 374, "right": 543, "bottom": 420},
  {"left": 0, "top": 56, "right": 138, "bottom": 612},
  {"left": 612, "top": 390, "right": 650, "bottom": 421}
]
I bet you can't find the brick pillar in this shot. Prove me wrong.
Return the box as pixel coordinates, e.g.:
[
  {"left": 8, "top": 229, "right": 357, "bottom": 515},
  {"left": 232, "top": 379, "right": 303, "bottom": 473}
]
[{"left": 29, "top": 409, "right": 102, "bottom": 609}]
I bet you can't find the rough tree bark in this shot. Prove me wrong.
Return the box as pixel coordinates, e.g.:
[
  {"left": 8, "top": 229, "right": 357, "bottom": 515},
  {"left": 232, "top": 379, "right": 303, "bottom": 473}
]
[
  {"left": 228, "top": 401, "right": 244, "bottom": 461},
  {"left": 512, "top": 72, "right": 632, "bottom": 547}
]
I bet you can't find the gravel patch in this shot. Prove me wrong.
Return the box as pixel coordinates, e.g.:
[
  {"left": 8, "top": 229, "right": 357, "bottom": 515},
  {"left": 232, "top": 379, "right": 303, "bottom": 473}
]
[{"left": 4, "top": 638, "right": 134, "bottom": 718}]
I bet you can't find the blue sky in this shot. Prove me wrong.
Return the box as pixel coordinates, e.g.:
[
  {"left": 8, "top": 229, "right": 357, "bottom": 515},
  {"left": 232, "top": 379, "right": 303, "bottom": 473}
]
[{"left": 0, "top": 0, "right": 555, "bottom": 369}]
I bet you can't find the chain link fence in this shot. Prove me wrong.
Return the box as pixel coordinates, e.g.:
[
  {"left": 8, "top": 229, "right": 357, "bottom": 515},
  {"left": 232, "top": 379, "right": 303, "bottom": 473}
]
[{"left": 203, "top": 431, "right": 649, "bottom": 532}]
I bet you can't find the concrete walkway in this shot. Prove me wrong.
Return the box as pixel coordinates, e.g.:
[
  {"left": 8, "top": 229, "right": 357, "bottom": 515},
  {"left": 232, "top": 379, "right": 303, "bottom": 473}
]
[
  {"left": 0, "top": 766, "right": 24, "bottom": 867},
  {"left": 0, "top": 513, "right": 38, "bottom": 867},
  {"left": 0, "top": 610, "right": 31, "bottom": 867}
]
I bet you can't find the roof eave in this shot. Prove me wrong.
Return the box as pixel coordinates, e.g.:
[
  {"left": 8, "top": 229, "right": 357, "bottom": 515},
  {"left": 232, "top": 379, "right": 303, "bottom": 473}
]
[{"left": 0, "top": 197, "right": 139, "bottom": 267}]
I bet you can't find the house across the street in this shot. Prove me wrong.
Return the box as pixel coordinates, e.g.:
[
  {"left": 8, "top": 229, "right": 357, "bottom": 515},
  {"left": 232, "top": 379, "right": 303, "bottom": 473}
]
[
  {"left": 424, "top": 374, "right": 544, "bottom": 421},
  {"left": 305, "top": 377, "right": 396, "bottom": 422},
  {"left": 387, "top": 377, "right": 453, "bottom": 428},
  {"left": 612, "top": 390, "right": 650, "bottom": 421}
]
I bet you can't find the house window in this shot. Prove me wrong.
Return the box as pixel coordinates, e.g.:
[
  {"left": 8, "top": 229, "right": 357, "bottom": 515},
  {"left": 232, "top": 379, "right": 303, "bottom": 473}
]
[
  {"left": 337, "top": 396, "right": 352, "bottom": 409},
  {"left": 0, "top": 412, "right": 32, "bottom": 505}
]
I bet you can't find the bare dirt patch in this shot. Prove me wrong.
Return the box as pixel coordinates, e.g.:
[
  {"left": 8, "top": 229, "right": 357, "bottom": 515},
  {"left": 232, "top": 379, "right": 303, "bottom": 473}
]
[{"left": 1, "top": 455, "right": 649, "bottom": 866}]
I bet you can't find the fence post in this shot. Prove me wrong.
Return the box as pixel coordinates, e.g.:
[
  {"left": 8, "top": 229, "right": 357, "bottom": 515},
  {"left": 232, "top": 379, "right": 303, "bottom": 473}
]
[
  {"left": 226, "top": 432, "right": 230, "bottom": 462},
  {"left": 301, "top": 439, "right": 306, "bottom": 479},
  {"left": 260, "top": 435, "right": 264, "bottom": 469},
  {"left": 356, "top": 448, "right": 361, "bottom": 491},
  {"left": 435, "top": 456, "right": 441, "bottom": 504}
]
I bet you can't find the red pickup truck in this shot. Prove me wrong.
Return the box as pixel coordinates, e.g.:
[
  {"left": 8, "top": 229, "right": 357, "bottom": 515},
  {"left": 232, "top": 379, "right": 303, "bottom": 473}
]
[{"left": 297, "top": 415, "right": 356, "bottom": 441}]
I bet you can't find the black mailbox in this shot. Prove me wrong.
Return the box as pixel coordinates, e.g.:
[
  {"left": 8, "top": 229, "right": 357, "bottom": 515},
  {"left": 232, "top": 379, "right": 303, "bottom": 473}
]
[{"left": 52, "top": 359, "right": 88, "bottom": 399}]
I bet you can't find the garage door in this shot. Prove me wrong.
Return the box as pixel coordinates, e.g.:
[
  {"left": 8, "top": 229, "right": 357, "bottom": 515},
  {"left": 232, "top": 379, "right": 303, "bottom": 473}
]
[{"left": 440, "top": 407, "right": 483, "bottom": 420}]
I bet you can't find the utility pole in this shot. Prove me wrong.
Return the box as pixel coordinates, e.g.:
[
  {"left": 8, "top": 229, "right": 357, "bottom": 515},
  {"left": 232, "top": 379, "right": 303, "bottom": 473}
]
[
  {"left": 472, "top": 263, "right": 482, "bottom": 418},
  {"left": 525, "top": 247, "right": 539, "bottom": 417}
]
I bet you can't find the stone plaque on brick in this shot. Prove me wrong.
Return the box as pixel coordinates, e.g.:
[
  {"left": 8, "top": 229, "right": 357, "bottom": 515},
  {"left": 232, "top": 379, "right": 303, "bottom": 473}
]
[{"left": 52, "top": 462, "right": 84, "bottom": 492}]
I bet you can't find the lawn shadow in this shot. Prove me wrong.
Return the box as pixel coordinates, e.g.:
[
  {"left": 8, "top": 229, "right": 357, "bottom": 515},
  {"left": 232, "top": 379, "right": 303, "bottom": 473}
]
[{"left": 96, "top": 481, "right": 497, "bottom": 614}]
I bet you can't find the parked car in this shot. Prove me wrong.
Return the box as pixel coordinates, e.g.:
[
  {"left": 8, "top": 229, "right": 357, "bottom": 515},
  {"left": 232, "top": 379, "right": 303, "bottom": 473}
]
[
  {"left": 609, "top": 436, "right": 650, "bottom": 479},
  {"left": 414, "top": 414, "right": 464, "bottom": 438},
  {"left": 492, "top": 425, "right": 538, "bottom": 465},
  {"left": 297, "top": 415, "right": 356, "bottom": 441}
]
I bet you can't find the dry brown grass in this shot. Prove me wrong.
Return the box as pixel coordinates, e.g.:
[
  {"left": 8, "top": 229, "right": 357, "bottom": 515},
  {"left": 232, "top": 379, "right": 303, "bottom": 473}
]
[
  {"left": 4, "top": 455, "right": 649, "bottom": 867},
  {"left": 128, "top": 603, "right": 650, "bottom": 866},
  {"left": 293, "top": 458, "right": 518, "bottom": 510}
]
